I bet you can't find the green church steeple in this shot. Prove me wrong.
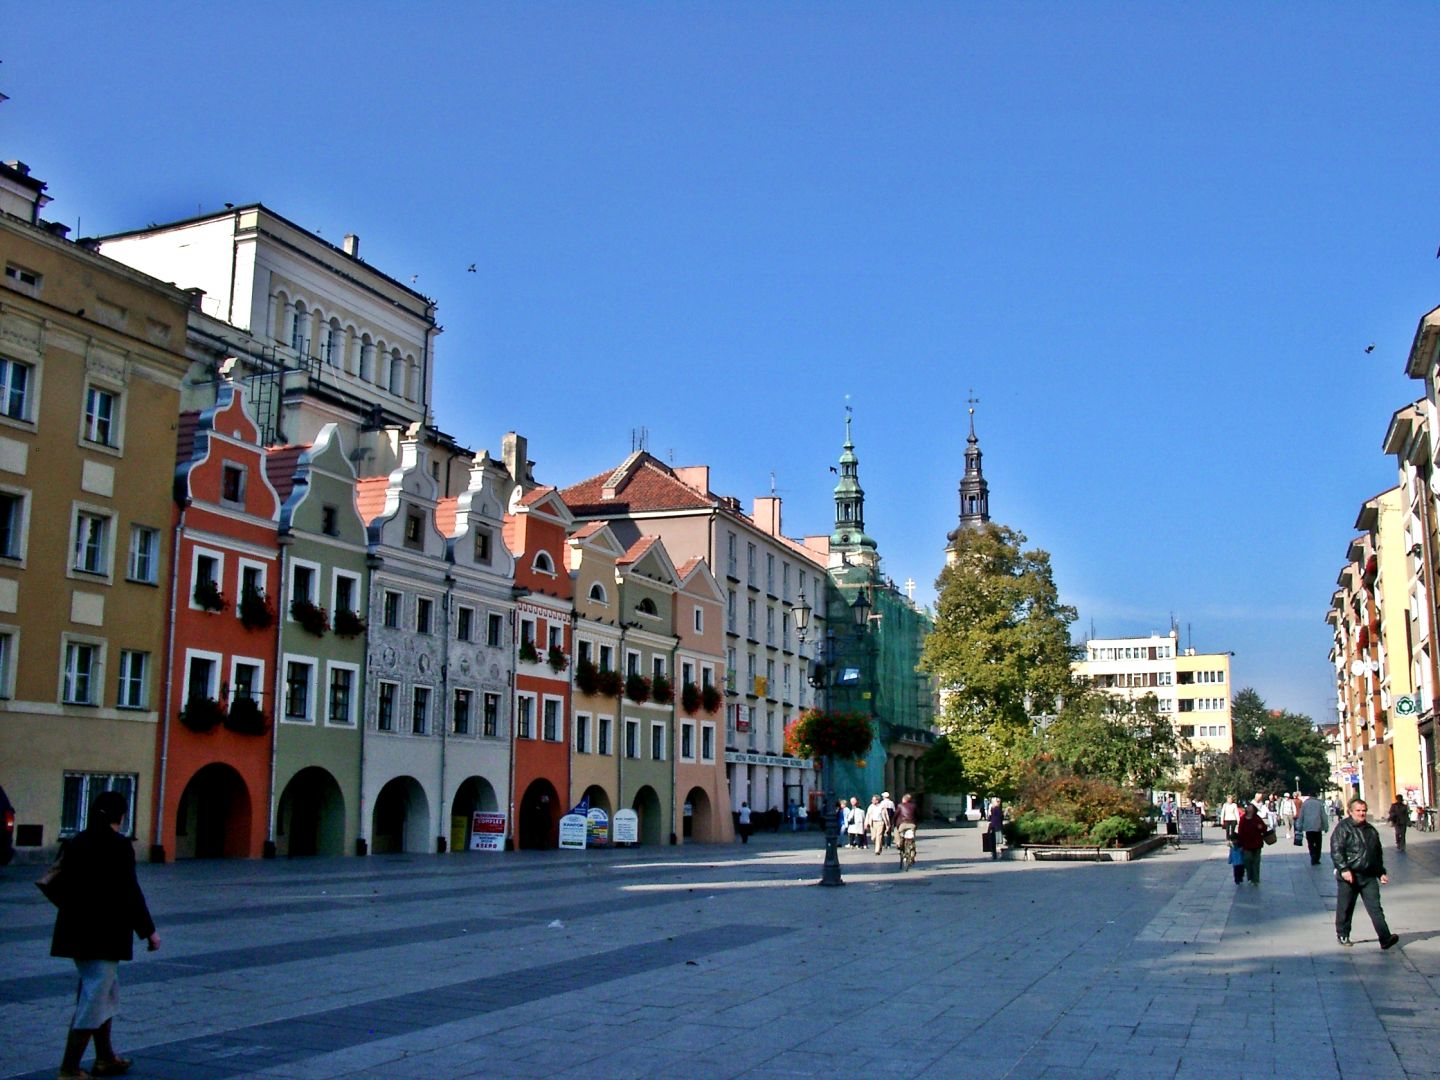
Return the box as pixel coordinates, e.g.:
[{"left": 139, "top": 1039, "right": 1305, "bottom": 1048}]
[{"left": 831, "top": 409, "right": 878, "bottom": 566}]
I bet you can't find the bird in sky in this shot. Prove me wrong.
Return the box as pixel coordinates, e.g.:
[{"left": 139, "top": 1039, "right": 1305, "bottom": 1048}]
[
  {"left": 1365, "top": 344, "right": 1376, "bottom": 354},
  {"left": 467, "top": 263, "right": 477, "bottom": 273}
]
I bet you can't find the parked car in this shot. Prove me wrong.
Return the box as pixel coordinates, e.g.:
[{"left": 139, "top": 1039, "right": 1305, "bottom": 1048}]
[{"left": 0, "top": 785, "right": 14, "bottom": 866}]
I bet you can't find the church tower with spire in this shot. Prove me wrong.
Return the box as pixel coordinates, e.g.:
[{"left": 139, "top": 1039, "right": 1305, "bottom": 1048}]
[
  {"left": 830, "top": 409, "right": 879, "bottom": 572},
  {"left": 945, "top": 397, "right": 990, "bottom": 566}
]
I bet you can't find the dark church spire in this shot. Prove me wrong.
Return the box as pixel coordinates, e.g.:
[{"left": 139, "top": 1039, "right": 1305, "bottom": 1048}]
[
  {"left": 831, "top": 407, "right": 878, "bottom": 568},
  {"left": 946, "top": 394, "right": 990, "bottom": 561}
]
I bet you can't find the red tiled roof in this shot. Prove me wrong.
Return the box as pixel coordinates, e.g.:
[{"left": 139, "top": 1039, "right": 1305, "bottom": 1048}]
[
  {"left": 264, "top": 444, "right": 308, "bottom": 504},
  {"left": 571, "top": 521, "right": 608, "bottom": 540},
  {"left": 518, "top": 484, "right": 558, "bottom": 507},
  {"left": 355, "top": 477, "right": 390, "bottom": 525},
  {"left": 676, "top": 556, "right": 705, "bottom": 578},
  {"left": 175, "top": 411, "right": 201, "bottom": 468},
  {"left": 619, "top": 535, "right": 659, "bottom": 566},
  {"left": 560, "top": 452, "right": 714, "bottom": 515},
  {"left": 435, "top": 496, "right": 458, "bottom": 538}
]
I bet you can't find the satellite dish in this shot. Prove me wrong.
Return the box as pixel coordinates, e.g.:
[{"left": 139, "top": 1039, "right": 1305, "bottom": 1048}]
[
  {"left": 1350, "top": 659, "right": 1366, "bottom": 677},
  {"left": 1369, "top": 660, "right": 1381, "bottom": 673}
]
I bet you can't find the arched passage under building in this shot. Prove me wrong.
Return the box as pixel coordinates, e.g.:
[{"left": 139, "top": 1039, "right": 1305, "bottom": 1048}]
[
  {"left": 276, "top": 767, "right": 346, "bottom": 857},
  {"left": 371, "top": 776, "right": 430, "bottom": 854},
  {"left": 580, "top": 785, "right": 612, "bottom": 817},
  {"left": 518, "top": 778, "right": 560, "bottom": 850},
  {"left": 683, "top": 786, "right": 718, "bottom": 843},
  {"left": 174, "top": 762, "right": 252, "bottom": 859},
  {"left": 632, "top": 785, "right": 664, "bottom": 846},
  {"left": 449, "top": 775, "right": 500, "bottom": 852}
]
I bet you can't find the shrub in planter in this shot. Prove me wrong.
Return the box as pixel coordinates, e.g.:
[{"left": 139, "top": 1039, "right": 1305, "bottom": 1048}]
[
  {"left": 700, "top": 684, "right": 723, "bottom": 714},
  {"left": 333, "top": 609, "right": 366, "bottom": 638},
  {"left": 518, "top": 640, "right": 540, "bottom": 664},
  {"left": 238, "top": 586, "right": 274, "bottom": 629},
  {"left": 651, "top": 674, "right": 673, "bottom": 705},
  {"left": 223, "top": 695, "right": 268, "bottom": 736},
  {"left": 547, "top": 646, "right": 569, "bottom": 673},
  {"left": 1090, "top": 814, "right": 1149, "bottom": 848},
  {"left": 1008, "top": 811, "right": 1086, "bottom": 846},
  {"left": 625, "top": 673, "right": 651, "bottom": 704},
  {"left": 681, "top": 681, "right": 702, "bottom": 715},
  {"left": 291, "top": 598, "right": 329, "bottom": 636},
  {"left": 179, "top": 694, "right": 224, "bottom": 733},
  {"left": 1011, "top": 774, "right": 1152, "bottom": 847},
  {"left": 193, "top": 579, "right": 226, "bottom": 612},
  {"left": 596, "top": 668, "right": 623, "bottom": 698},
  {"left": 575, "top": 659, "right": 600, "bottom": 695}
]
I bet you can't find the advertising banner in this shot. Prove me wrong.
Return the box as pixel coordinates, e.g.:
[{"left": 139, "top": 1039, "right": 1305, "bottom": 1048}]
[
  {"left": 469, "top": 811, "right": 506, "bottom": 852},
  {"left": 558, "top": 813, "right": 588, "bottom": 849},
  {"left": 586, "top": 808, "right": 610, "bottom": 847},
  {"left": 613, "top": 809, "right": 639, "bottom": 844}
]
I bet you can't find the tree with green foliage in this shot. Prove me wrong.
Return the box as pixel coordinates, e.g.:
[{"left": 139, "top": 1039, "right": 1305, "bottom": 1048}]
[
  {"left": 922, "top": 523, "right": 1077, "bottom": 799},
  {"left": 1188, "top": 687, "right": 1332, "bottom": 803},
  {"left": 1047, "top": 689, "right": 1185, "bottom": 791}
]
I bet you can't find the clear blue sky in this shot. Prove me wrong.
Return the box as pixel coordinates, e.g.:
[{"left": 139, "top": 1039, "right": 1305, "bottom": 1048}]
[{"left": 7, "top": 5, "right": 1439, "bottom": 724}]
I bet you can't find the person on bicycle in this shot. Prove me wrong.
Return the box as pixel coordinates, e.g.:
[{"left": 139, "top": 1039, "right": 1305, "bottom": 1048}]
[{"left": 894, "top": 794, "right": 919, "bottom": 862}]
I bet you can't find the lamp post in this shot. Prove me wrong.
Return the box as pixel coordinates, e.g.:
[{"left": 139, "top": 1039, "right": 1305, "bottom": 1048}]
[{"left": 794, "top": 592, "right": 845, "bottom": 886}]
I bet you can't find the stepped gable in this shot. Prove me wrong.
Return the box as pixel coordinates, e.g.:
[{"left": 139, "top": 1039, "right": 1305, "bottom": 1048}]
[
  {"left": 264, "top": 444, "right": 308, "bottom": 504},
  {"left": 560, "top": 451, "right": 714, "bottom": 515},
  {"left": 354, "top": 476, "right": 390, "bottom": 525}
]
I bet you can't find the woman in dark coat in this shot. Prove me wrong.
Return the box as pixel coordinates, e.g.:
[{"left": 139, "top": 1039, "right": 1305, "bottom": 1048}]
[{"left": 51, "top": 790, "right": 160, "bottom": 1079}]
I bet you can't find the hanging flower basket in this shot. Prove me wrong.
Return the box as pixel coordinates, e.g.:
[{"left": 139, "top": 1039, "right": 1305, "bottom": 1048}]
[
  {"left": 518, "top": 640, "right": 540, "bottom": 664},
  {"left": 575, "top": 659, "right": 600, "bottom": 695},
  {"left": 193, "top": 579, "right": 226, "bottom": 613},
  {"left": 625, "top": 673, "right": 651, "bottom": 704},
  {"left": 701, "top": 684, "right": 723, "bottom": 714},
  {"left": 179, "top": 694, "right": 225, "bottom": 733},
  {"left": 681, "top": 681, "right": 702, "bottom": 715},
  {"left": 651, "top": 674, "right": 673, "bottom": 705},
  {"left": 547, "top": 646, "right": 569, "bottom": 673},
  {"left": 783, "top": 709, "right": 873, "bottom": 760},
  {"left": 596, "top": 668, "right": 623, "bottom": 698},
  {"left": 290, "top": 598, "right": 329, "bottom": 637},
  {"left": 333, "top": 609, "right": 366, "bottom": 638},
  {"left": 223, "top": 695, "right": 269, "bottom": 736},
  {"left": 239, "top": 586, "right": 274, "bottom": 630}
]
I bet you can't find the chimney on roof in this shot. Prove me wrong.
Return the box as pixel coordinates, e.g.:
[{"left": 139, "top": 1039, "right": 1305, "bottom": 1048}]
[
  {"left": 501, "top": 431, "right": 534, "bottom": 495},
  {"left": 5, "top": 161, "right": 30, "bottom": 177},
  {"left": 753, "top": 496, "right": 782, "bottom": 537},
  {"left": 674, "top": 465, "right": 710, "bottom": 494},
  {"left": 42, "top": 220, "right": 69, "bottom": 239},
  {"left": 342, "top": 234, "right": 360, "bottom": 257}
]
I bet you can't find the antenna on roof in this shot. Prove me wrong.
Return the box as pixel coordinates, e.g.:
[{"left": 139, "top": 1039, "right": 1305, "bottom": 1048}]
[
  {"left": 770, "top": 471, "right": 777, "bottom": 495},
  {"left": 631, "top": 426, "right": 648, "bottom": 453}
]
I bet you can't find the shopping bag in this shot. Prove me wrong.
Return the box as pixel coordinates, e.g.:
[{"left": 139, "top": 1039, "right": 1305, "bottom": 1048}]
[
  {"left": 981, "top": 829, "right": 996, "bottom": 853},
  {"left": 1227, "top": 845, "right": 1244, "bottom": 866}
]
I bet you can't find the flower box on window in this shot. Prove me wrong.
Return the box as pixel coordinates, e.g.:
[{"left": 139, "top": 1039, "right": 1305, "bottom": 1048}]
[
  {"left": 701, "top": 684, "right": 723, "bottom": 715},
  {"left": 625, "top": 673, "right": 652, "bottom": 704},
  {"left": 651, "top": 674, "right": 673, "bottom": 705},
  {"left": 596, "top": 668, "right": 623, "bottom": 698},
  {"left": 333, "top": 609, "right": 366, "bottom": 638},
  {"left": 193, "top": 579, "right": 226, "bottom": 613},
  {"left": 239, "top": 586, "right": 274, "bottom": 630},
  {"left": 575, "top": 659, "right": 600, "bottom": 695},
  {"left": 179, "top": 694, "right": 225, "bottom": 733},
  {"left": 681, "top": 681, "right": 702, "bottom": 715},
  {"left": 547, "top": 646, "right": 569, "bottom": 673},
  {"left": 518, "top": 640, "right": 540, "bottom": 664},
  {"left": 291, "top": 598, "right": 330, "bottom": 637},
  {"left": 223, "top": 695, "right": 268, "bottom": 736}
]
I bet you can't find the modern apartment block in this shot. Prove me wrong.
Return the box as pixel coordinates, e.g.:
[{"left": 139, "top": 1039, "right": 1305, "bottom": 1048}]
[{"left": 1073, "top": 630, "right": 1234, "bottom": 759}]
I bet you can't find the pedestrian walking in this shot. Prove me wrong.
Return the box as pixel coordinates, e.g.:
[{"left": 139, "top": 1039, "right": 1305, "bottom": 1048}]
[
  {"left": 1220, "top": 795, "right": 1240, "bottom": 841},
  {"left": 986, "top": 798, "right": 1004, "bottom": 860},
  {"left": 846, "top": 797, "right": 865, "bottom": 848},
  {"left": 1234, "top": 801, "right": 1270, "bottom": 885},
  {"left": 879, "top": 791, "right": 896, "bottom": 848},
  {"left": 796, "top": 803, "right": 808, "bottom": 832},
  {"left": 835, "top": 799, "right": 848, "bottom": 841},
  {"left": 737, "top": 801, "right": 752, "bottom": 844},
  {"left": 50, "top": 790, "right": 161, "bottom": 1080},
  {"left": 865, "top": 795, "right": 888, "bottom": 854},
  {"left": 1332, "top": 798, "right": 1400, "bottom": 950},
  {"left": 1386, "top": 795, "right": 1409, "bottom": 853},
  {"left": 1278, "top": 792, "right": 1296, "bottom": 839},
  {"left": 1296, "top": 791, "right": 1330, "bottom": 865}
]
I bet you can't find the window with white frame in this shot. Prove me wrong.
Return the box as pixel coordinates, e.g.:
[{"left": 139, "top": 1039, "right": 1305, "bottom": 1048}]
[
  {"left": 651, "top": 655, "right": 666, "bottom": 681},
  {"left": 542, "top": 697, "right": 561, "bottom": 741},
  {"left": 184, "top": 651, "right": 219, "bottom": 705},
  {"left": 231, "top": 660, "right": 262, "bottom": 706},
  {"left": 693, "top": 606, "right": 703, "bottom": 634},
  {"left": 650, "top": 721, "right": 665, "bottom": 761},
  {"left": 548, "top": 623, "right": 563, "bottom": 652},
  {"left": 574, "top": 712, "right": 591, "bottom": 753},
  {"left": 416, "top": 596, "right": 433, "bottom": 634},
  {"left": 599, "top": 643, "right": 614, "bottom": 671},
  {"left": 456, "top": 606, "right": 475, "bottom": 642},
  {"left": 60, "top": 773, "right": 136, "bottom": 838},
  {"left": 383, "top": 589, "right": 401, "bottom": 628},
  {"left": 578, "top": 638, "right": 593, "bottom": 667},
  {"left": 487, "top": 612, "right": 504, "bottom": 647},
  {"left": 598, "top": 715, "right": 612, "bottom": 755},
  {"left": 516, "top": 693, "right": 535, "bottom": 739},
  {"left": 328, "top": 664, "right": 356, "bottom": 725},
  {"left": 411, "top": 686, "right": 430, "bottom": 734},
  {"left": 520, "top": 618, "right": 536, "bottom": 648},
  {"left": 0, "top": 490, "right": 25, "bottom": 560},
  {"left": 333, "top": 572, "right": 359, "bottom": 617},
  {"left": 116, "top": 650, "right": 148, "bottom": 709},
  {"left": 453, "top": 688, "right": 472, "bottom": 734},
  {"left": 284, "top": 659, "right": 314, "bottom": 721},
  {"left": 82, "top": 386, "right": 119, "bottom": 447},
  {"left": 0, "top": 630, "right": 14, "bottom": 699},
  {"left": 377, "top": 681, "right": 398, "bottom": 731},
  {"left": 624, "top": 718, "right": 640, "bottom": 758},
  {"left": 483, "top": 692, "right": 499, "bottom": 737},
  {"left": 681, "top": 660, "right": 695, "bottom": 688},
  {"left": 220, "top": 462, "right": 246, "bottom": 505},
  {"left": 72, "top": 509, "right": 111, "bottom": 576},
  {"left": 701, "top": 722, "right": 715, "bottom": 761},
  {"left": 0, "top": 356, "right": 33, "bottom": 421},
  {"left": 192, "top": 550, "right": 222, "bottom": 606},
  {"left": 680, "top": 721, "right": 695, "bottom": 760},
  {"left": 589, "top": 582, "right": 607, "bottom": 604},
  {"left": 532, "top": 550, "right": 554, "bottom": 574},
  {"left": 127, "top": 525, "right": 158, "bottom": 583},
  {"left": 290, "top": 561, "right": 318, "bottom": 608},
  {"left": 473, "top": 527, "right": 492, "bottom": 564},
  {"left": 626, "top": 650, "right": 641, "bottom": 677},
  {"left": 63, "top": 640, "right": 101, "bottom": 704}
]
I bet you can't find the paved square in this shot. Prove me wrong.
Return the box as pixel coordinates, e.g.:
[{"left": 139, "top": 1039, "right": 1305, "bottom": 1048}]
[{"left": 2, "top": 826, "right": 1437, "bottom": 1078}]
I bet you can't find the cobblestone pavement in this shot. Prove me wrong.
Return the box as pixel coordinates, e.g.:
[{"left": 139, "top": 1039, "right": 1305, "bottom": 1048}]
[{"left": 2, "top": 825, "right": 1438, "bottom": 1079}]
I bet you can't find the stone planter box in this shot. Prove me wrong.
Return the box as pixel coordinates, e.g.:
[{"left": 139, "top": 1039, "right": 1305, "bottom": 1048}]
[{"left": 1015, "top": 834, "right": 1170, "bottom": 862}]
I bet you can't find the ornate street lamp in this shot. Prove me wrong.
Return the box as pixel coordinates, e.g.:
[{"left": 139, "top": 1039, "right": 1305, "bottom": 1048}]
[
  {"left": 851, "top": 588, "right": 871, "bottom": 628},
  {"left": 792, "top": 592, "right": 811, "bottom": 644}
]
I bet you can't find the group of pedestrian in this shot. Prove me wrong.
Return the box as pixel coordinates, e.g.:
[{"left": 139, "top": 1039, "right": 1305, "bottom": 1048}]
[
  {"left": 834, "top": 791, "right": 920, "bottom": 853},
  {"left": 1219, "top": 788, "right": 1403, "bottom": 953}
]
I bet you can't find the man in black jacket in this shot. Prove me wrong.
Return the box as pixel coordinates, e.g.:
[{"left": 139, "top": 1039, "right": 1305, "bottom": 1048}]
[{"left": 1331, "top": 798, "right": 1400, "bottom": 950}]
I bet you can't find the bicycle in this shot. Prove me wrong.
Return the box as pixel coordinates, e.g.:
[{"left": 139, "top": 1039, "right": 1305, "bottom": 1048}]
[{"left": 897, "top": 826, "right": 916, "bottom": 871}]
